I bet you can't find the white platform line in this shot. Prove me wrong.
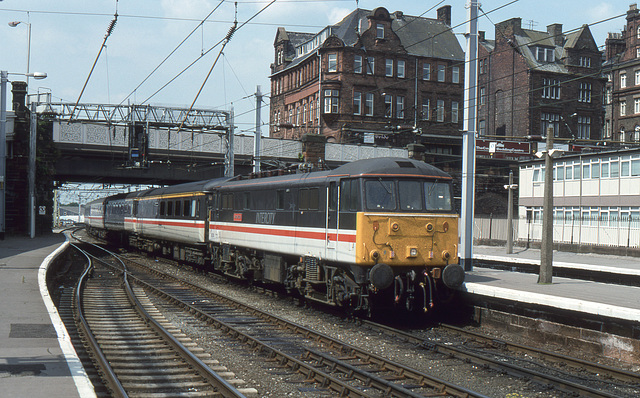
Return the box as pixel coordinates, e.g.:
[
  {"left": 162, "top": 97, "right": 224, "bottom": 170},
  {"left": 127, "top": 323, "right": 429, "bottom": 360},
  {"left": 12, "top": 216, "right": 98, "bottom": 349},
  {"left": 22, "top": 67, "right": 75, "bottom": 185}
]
[
  {"left": 38, "top": 238, "right": 97, "bottom": 398},
  {"left": 474, "top": 254, "right": 640, "bottom": 276},
  {"left": 464, "top": 282, "right": 640, "bottom": 322}
]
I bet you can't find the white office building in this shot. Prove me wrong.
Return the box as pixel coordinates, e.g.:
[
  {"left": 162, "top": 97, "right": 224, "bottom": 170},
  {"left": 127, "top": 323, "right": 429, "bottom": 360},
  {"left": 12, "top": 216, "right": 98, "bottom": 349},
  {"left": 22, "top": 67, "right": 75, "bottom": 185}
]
[{"left": 518, "top": 148, "right": 640, "bottom": 248}]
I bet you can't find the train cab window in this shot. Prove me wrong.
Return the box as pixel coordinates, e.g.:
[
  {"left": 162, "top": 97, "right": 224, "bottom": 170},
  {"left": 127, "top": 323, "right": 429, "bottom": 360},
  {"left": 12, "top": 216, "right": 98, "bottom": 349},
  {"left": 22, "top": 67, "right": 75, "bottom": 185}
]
[
  {"left": 365, "top": 179, "right": 396, "bottom": 210},
  {"left": 167, "top": 201, "right": 174, "bottom": 216},
  {"left": 340, "top": 179, "right": 361, "bottom": 211},
  {"left": 160, "top": 201, "right": 166, "bottom": 216},
  {"left": 183, "top": 200, "right": 191, "bottom": 218},
  {"left": 425, "top": 181, "right": 452, "bottom": 211},
  {"left": 299, "top": 188, "right": 319, "bottom": 210},
  {"left": 276, "top": 190, "right": 285, "bottom": 210},
  {"left": 175, "top": 200, "right": 182, "bottom": 217},
  {"left": 399, "top": 181, "right": 423, "bottom": 211}
]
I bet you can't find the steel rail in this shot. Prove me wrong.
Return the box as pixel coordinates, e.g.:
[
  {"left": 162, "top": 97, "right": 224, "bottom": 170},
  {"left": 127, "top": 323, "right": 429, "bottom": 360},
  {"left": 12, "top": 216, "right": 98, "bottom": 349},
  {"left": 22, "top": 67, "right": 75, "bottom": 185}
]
[
  {"left": 123, "top": 258, "right": 491, "bottom": 398},
  {"left": 438, "top": 323, "right": 640, "bottom": 384},
  {"left": 70, "top": 235, "right": 248, "bottom": 398},
  {"left": 71, "top": 243, "right": 128, "bottom": 398},
  {"left": 358, "top": 319, "right": 632, "bottom": 398}
]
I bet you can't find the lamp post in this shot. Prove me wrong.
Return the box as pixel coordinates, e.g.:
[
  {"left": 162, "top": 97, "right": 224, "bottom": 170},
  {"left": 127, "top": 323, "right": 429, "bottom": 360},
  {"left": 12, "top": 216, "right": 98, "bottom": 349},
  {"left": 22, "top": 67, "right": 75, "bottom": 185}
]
[
  {"left": 1, "top": 71, "right": 47, "bottom": 239},
  {"left": 8, "top": 21, "right": 31, "bottom": 88}
]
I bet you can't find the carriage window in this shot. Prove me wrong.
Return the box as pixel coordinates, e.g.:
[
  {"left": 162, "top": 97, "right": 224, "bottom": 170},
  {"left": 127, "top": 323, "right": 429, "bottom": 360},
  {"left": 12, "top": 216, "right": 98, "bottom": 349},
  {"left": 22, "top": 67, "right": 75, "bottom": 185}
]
[
  {"left": 399, "top": 181, "right": 423, "bottom": 210},
  {"left": 222, "top": 193, "right": 233, "bottom": 209},
  {"left": 340, "top": 179, "right": 361, "bottom": 211},
  {"left": 191, "top": 199, "right": 197, "bottom": 217},
  {"left": 183, "top": 200, "right": 191, "bottom": 218},
  {"left": 365, "top": 179, "right": 396, "bottom": 210},
  {"left": 329, "top": 182, "right": 337, "bottom": 210},
  {"left": 424, "top": 182, "right": 452, "bottom": 211},
  {"left": 299, "top": 188, "right": 319, "bottom": 210},
  {"left": 243, "top": 192, "right": 250, "bottom": 210},
  {"left": 167, "top": 201, "right": 174, "bottom": 216},
  {"left": 159, "top": 201, "right": 165, "bottom": 216},
  {"left": 276, "top": 190, "right": 285, "bottom": 210},
  {"left": 175, "top": 200, "right": 182, "bottom": 217}
]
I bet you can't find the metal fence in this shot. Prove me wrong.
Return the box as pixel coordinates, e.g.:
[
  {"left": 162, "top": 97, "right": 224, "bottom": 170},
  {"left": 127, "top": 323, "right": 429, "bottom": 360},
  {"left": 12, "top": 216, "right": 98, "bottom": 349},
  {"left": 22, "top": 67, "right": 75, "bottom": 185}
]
[{"left": 473, "top": 216, "right": 640, "bottom": 249}]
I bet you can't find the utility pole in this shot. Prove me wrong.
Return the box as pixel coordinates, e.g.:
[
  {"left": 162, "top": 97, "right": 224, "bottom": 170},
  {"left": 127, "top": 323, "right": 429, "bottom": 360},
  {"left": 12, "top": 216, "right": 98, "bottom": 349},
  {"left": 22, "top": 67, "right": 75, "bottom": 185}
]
[
  {"left": 0, "top": 71, "right": 7, "bottom": 240},
  {"left": 505, "top": 170, "right": 517, "bottom": 254},
  {"left": 539, "top": 127, "right": 554, "bottom": 284},
  {"left": 253, "top": 85, "right": 262, "bottom": 174},
  {"left": 29, "top": 102, "right": 37, "bottom": 238},
  {"left": 225, "top": 107, "right": 235, "bottom": 177},
  {"left": 461, "top": 0, "right": 479, "bottom": 271}
]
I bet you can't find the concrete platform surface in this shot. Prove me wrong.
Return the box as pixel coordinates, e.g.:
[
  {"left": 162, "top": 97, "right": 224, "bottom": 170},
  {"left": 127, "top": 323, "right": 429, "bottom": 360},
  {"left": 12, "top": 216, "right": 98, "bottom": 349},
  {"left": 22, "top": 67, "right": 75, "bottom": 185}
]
[{"left": 0, "top": 233, "right": 94, "bottom": 398}]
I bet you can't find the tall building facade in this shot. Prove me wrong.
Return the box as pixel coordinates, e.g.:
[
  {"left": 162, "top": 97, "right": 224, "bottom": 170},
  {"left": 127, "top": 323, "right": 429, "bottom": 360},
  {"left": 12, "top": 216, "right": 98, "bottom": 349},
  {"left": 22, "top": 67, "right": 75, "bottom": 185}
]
[
  {"left": 477, "top": 18, "right": 604, "bottom": 140},
  {"left": 603, "top": 3, "right": 640, "bottom": 143},
  {"left": 269, "top": 6, "right": 464, "bottom": 150}
]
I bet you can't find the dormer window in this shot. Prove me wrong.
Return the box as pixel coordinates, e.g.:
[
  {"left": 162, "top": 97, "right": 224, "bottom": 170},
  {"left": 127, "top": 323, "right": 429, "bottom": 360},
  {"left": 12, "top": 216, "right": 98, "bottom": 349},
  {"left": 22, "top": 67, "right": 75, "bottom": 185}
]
[
  {"left": 376, "top": 23, "right": 384, "bottom": 39},
  {"left": 579, "top": 56, "right": 591, "bottom": 67},
  {"left": 535, "top": 46, "right": 554, "bottom": 63}
]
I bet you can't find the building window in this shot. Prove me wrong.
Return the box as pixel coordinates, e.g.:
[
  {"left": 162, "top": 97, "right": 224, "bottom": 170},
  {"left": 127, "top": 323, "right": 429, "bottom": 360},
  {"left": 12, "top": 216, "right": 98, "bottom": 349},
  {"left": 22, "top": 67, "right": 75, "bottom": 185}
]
[
  {"left": 323, "top": 89, "right": 339, "bottom": 113},
  {"left": 479, "top": 58, "right": 486, "bottom": 74},
  {"left": 436, "top": 99, "right": 445, "bottom": 122},
  {"left": 636, "top": 70, "right": 640, "bottom": 86},
  {"left": 302, "top": 103, "right": 307, "bottom": 124},
  {"left": 542, "top": 78, "right": 561, "bottom": 99},
  {"left": 536, "top": 47, "right": 555, "bottom": 62},
  {"left": 451, "top": 101, "right": 459, "bottom": 123},
  {"left": 621, "top": 73, "right": 627, "bottom": 88},
  {"left": 385, "top": 59, "right": 393, "bottom": 77},
  {"left": 635, "top": 98, "right": 640, "bottom": 114},
  {"left": 397, "top": 60, "right": 405, "bottom": 78},
  {"left": 577, "top": 116, "right": 591, "bottom": 139},
  {"left": 366, "top": 56, "right": 375, "bottom": 75},
  {"left": 437, "top": 65, "right": 445, "bottom": 82},
  {"left": 621, "top": 100, "right": 627, "bottom": 116},
  {"left": 296, "top": 106, "right": 301, "bottom": 126},
  {"left": 578, "top": 82, "right": 591, "bottom": 103},
  {"left": 365, "top": 93, "right": 374, "bottom": 116},
  {"left": 637, "top": 47, "right": 640, "bottom": 59},
  {"left": 384, "top": 94, "right": 393, "bottom": 118},
  {"left": 579, "top": 56, "right": 591, "bottom": 67},
  {"left": 479, "top": 86, "right": 486, "bottom": 105},
  {"left": 423, "top": 63, "right": 431, "bottom": 80},
  {"left": 396, "top": 95, "right": 405, "bottom": 119},
  {"left": 606, "top": 87, "right": 612, "bottom": 105},
  {"left": 376, "top": 23, "right": 384, "bottom": 39},
  {"left": 354, "top": 55, "right": 363, "bottom": 74},
  {"left": 541, "top": 112, "right": 560, "bottom": 136},
  {"left": 452, "top": 66, "right": 460, "bottom": 84},
  {"left": 328, "top": 53, "right": 337, "bottom": 72},
  {"left": 637, "top": 26, "right": 640, "bottom": 39},
  {"left": 353, "top": 91, "right": 362, "bottom": 115},
  {"left": 478, "top": 119, "right": 486, "bottom": 135},
  {"left": 421, "top": 98, "right": 430, "bottom": 120}
]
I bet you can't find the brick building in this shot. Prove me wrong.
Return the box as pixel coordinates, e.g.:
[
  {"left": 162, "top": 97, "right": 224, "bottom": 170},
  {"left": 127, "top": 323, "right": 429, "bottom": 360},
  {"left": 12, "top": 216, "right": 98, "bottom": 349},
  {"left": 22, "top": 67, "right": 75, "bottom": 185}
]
[
  {"left": 603, "top": 3, "right": 640, "bottom": 143},
  {"left": 269, "top": 6, "right": 464, "bottom": 153},
  {"left": 477, "top": 18, "right": 605, "bottom": 140}
]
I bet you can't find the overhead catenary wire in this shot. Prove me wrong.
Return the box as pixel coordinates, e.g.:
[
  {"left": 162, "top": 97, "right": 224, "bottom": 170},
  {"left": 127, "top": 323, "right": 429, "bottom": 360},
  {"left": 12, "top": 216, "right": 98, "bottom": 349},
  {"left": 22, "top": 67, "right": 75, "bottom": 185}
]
[{"left": 68, "top": 2, "right": 119, "bottom": 122}]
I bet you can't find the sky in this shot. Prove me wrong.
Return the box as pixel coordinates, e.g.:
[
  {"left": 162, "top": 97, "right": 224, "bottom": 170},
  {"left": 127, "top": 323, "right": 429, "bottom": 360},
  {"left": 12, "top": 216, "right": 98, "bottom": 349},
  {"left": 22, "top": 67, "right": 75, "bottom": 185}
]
[{"left": 1, "top": 0, "right": 628, "bottom": 137}]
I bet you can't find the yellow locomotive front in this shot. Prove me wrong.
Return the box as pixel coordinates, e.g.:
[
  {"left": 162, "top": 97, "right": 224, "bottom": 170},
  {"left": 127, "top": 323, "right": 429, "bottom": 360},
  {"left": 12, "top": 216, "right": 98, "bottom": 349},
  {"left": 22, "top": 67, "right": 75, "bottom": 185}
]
[{"left": 354, "top": 177, "right": 464, "bottom": 312}]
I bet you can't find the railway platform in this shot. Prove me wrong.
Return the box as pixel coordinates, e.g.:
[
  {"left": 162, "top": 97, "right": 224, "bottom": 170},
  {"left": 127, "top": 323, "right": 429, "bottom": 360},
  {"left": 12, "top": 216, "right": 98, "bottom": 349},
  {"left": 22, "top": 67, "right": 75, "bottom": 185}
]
[
  {"left": 465, "top": 244, "right": 640, "bottom": 323},
  {"left": 0, "top": 233, "right": 94, "bottom": 398}
]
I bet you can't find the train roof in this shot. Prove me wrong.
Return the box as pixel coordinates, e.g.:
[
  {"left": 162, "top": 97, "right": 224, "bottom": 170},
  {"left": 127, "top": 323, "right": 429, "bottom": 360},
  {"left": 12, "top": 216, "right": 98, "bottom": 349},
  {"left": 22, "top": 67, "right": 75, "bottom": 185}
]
[
  {"left": 133, "top": 177, "right": 233, "bottom": 198},
  {"left": 328, "top": 157, "right": 452, "bottom": 179}
]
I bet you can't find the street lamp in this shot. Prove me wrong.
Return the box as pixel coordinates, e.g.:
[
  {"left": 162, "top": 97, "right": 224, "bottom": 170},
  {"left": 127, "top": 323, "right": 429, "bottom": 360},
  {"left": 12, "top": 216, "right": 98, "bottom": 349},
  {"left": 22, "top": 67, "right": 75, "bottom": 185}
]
[
  {"left": 1, "top": 70, "right": 47, "bottom": 239},
  {"left": 8, "top": 21, "right": 32, "bottom": 87}
]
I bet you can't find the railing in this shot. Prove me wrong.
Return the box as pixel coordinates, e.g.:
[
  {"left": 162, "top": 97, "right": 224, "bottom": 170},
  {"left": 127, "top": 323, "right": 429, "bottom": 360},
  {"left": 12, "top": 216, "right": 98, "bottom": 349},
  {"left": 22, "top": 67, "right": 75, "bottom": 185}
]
[{"left": 473, "top": 216, "right": 640, "bottom": 249}]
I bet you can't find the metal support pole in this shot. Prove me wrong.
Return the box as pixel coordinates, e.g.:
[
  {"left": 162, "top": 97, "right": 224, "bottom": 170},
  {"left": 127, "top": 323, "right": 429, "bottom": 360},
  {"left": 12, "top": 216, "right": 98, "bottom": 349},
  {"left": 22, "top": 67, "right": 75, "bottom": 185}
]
[
  {"left": 29, "top": 102, "right": 37, "bottom": 238},
  {"left": 253, "top": 86, "right": 262, "bottom": 174},
  {"left": 0, "top": 71, "right": 7, "bottom": 240},
  {"left": 506, "top": 170, "right": 516, "bottom": 254},
  {"left": 225, "top": 107, "right": 235, "bottom": 177},
  {"left": 539, "top": 127, "right": 554, "bottom": 284},
  {"left": 460, "top": 0, "right": 479, "bottom": 271}
]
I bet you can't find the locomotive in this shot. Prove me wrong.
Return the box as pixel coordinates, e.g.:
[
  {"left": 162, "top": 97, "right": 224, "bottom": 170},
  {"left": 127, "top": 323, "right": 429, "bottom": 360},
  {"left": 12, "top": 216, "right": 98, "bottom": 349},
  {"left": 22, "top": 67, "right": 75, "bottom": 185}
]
[{"left": 85, "top": 157, "right": 464, "bottom": 314}]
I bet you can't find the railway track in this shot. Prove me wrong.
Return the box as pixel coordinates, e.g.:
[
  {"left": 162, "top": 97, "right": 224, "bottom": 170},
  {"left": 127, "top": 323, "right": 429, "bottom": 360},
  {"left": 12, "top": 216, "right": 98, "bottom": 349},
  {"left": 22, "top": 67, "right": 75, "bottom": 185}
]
[
  {"left": 70, "top": 237, "right": 253, "bottom": 397},
  {"left": 116, "top": 253, "right": 489, "bottom": 398},
  {"left": 357, "top": 319, "right": 640, "bottom": 398}
]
